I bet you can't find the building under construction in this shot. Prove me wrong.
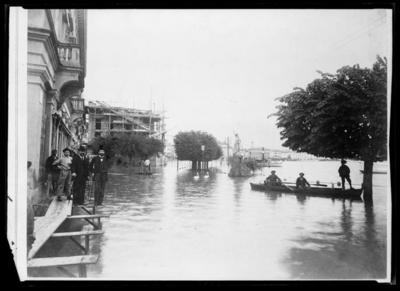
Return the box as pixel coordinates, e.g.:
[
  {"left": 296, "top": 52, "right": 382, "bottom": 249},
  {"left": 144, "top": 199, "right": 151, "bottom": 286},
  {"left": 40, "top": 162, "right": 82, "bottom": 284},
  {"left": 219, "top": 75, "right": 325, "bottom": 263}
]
[{"left": 85, "top": 101, "right": 166, "bottom": 143}]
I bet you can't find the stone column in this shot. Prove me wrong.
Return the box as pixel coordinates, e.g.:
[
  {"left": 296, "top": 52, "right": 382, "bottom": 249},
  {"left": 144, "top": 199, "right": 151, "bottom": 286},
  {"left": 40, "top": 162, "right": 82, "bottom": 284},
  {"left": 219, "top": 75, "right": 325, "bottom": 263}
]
[
  {"left": 41, "top": 89, "right": 58, "bottom": 198},
  {"left": 43, "top": 89, "right": 59, "bottom": 158}
]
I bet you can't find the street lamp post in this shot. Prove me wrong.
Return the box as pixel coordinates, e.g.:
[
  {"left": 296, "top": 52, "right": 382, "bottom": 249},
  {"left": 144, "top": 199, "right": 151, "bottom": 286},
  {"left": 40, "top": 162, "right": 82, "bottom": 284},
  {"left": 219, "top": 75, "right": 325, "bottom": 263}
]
[{"left": 201, "top": 145, "right": 205, "bottom": 172}]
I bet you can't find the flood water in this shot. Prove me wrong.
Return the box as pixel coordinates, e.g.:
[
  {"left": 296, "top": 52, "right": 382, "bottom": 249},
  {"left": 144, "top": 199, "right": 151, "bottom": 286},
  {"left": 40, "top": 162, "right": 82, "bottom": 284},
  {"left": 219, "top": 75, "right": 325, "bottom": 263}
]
[{"left": 87, "top": 160, "right": 390, "bottom": 280}]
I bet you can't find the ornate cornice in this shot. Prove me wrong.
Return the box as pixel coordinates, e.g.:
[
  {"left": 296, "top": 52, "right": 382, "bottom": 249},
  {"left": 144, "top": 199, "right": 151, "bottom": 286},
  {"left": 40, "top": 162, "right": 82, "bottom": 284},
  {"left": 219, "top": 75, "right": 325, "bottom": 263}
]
[
  {"left": 28, "top": 28, "right": 59, "bottom": 73},
  {"left": 47, "top": 89, "right": 60, "bottom": 104},
  {"left": 28, "top": 9, "right": 87, "bottom": 114},
  {"left": 28, "top": 10, "right": 86, "bottom": 84},
  {"left": 28, "top": 58, "right": 55, "bottom": 82},
  {"left": 27, "top": 67, "right": 52, "bottom": 90}
]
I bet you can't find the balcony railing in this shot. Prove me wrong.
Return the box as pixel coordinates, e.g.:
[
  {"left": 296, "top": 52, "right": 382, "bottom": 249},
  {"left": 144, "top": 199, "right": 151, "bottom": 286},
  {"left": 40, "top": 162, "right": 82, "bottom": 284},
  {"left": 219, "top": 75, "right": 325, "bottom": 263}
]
[{"left": 57, "top": 43, "right": 81, "bottom": 68}]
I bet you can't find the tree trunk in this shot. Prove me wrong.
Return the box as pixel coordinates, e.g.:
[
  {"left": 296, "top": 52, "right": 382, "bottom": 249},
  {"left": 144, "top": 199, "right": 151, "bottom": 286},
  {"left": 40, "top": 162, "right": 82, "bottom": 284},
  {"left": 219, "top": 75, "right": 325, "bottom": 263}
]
[
  {"left": 362, "top": 160, "right": 374, "bottom": 203},
  {"left": 129, "top": 155, "right": 133, "bottom": 164},
  {"left": 192, "top": 160, "right": 196, "bottom": 170}
]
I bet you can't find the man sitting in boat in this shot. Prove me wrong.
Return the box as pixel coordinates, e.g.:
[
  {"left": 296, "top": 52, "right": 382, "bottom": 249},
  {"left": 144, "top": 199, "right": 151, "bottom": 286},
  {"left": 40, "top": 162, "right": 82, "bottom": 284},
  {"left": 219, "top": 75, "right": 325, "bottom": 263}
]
[
  {"left": 296, "top": 172, "right": 310, "bottom": 189},
  {"left": 264, "top": 170, "right": 282, "bottom": 186}
]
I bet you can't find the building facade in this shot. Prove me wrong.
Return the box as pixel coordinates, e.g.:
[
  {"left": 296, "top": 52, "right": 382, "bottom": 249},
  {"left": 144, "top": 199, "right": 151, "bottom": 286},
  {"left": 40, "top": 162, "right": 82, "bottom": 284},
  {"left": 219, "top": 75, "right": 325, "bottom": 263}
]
[
  {"left": 246, "top": 147, "right": 317, "bottom": 161},
  {"left": 28, "top": 9, "right": 88, "bottom": 182},
  {"left": 86, "top": 101, "right": 165, "bottom": 143}
]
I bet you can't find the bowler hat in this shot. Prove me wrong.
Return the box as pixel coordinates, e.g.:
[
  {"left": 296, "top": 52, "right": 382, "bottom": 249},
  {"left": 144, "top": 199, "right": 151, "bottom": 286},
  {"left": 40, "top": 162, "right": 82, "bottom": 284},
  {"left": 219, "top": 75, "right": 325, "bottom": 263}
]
[
  {"left": 63, "top": 147, "right": 71, "bottom": 153},
  {"left": 78, "top": 145, "right": 86, "bottom": 152}
]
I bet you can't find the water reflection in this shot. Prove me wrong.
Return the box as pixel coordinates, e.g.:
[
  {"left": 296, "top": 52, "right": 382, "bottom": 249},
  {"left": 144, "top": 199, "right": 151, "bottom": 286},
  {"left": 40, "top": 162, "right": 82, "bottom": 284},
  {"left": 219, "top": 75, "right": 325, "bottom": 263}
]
[
  {"left": 263, "top": 191, "right": 282, "bottom": 202},
  {"left": 87, "top": 161, "right": 388, "bottom": 280},
  {"left": 295, "top": 194, "right": 307, "bottom": 206},
  {"left": 340, "top": 200, "right": 353, "bottom": 242},
  {"left": 283, "top": 198, "right": 386, "bottom": 279},
  {"left": 231, "top": 177, "right": 247, "bottom": 205},
  {"left": 175, "top": 170, "right": 218, "bottom": 198},
  {"left": 362, "top": 202, "right": 386, "bottom": 276}
]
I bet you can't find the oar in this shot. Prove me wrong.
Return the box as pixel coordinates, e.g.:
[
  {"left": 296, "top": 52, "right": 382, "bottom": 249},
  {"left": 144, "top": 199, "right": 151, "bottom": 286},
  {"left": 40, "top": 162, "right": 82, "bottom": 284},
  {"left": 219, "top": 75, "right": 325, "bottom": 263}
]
[
  {"left": 283, "top": 182, "right": 328, "bottom": 187},
  {"left": 309, "top": 181, "right": 329, "bottom": 187},
  {"left": 281, "top": 183, "right": 294, "bottom": 192},
  {"left": 312, "top": 184, "right": 328, "bottom": 187}
]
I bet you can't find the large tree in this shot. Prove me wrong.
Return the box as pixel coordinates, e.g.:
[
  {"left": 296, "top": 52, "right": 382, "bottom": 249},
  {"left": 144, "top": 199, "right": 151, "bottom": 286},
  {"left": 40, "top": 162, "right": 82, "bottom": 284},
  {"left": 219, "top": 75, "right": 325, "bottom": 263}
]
[
  {"left": 90, "top": 133, "right": 164, "bottom": 162},
  {"left": 274, "top": 56, "right": 387, "bottom": 200},
  {"left": 174, "top": 131, "right": 223, "bottom": 170}
]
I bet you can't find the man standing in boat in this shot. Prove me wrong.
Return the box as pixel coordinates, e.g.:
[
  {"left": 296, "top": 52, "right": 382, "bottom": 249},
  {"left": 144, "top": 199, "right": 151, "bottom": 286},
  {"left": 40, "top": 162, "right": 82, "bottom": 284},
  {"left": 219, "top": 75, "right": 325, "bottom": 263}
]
[
  {"left": 296, "top": 172, "right": 310, "bottom": 189},
  {"left": 338, "top": 159, "right": 353, "bottom": 190},
  {"left": 264, "top": 170, "right": 282, "bottom": 186},
  {"left": 90, "top": 149, "right": 109, "bottom": 206}
]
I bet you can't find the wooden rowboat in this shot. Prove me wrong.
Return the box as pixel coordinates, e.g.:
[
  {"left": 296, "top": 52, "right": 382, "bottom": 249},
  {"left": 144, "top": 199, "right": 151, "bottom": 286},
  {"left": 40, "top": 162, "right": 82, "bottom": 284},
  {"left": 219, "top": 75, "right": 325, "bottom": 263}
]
[
  {"left": 250, "top": 183, "right": 363, "bottom": 199},
  {"left": 360, "top": 170, "right": 387, "bottom": 174}
]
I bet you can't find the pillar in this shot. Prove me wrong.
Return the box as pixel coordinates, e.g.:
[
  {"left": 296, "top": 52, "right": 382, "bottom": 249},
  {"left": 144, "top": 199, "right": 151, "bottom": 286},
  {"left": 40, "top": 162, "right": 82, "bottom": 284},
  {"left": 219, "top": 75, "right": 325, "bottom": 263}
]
[{"left": 43, "top": 89, "right": 59, "bottom": 159}]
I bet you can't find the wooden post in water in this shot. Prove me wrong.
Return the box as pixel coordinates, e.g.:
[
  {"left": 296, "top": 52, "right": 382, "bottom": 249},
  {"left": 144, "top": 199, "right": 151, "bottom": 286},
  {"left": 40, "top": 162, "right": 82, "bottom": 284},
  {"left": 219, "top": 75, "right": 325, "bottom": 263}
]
[
  {"left": 84, "top": 236, "right": 90, "bottom": 254},
  {"left": 78, "top": 265, "right": 87, "bottom": 277}
]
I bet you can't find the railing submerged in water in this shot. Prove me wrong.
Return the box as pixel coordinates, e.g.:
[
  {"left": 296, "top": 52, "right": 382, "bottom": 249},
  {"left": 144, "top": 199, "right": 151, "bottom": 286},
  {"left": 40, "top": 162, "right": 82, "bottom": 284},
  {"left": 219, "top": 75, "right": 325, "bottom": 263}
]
[
  {"left": 28, "top": 197, "right": 109, "bottom": 278},
  {"left": 57, "top": 43, "right": 81, "bottom": 67}
]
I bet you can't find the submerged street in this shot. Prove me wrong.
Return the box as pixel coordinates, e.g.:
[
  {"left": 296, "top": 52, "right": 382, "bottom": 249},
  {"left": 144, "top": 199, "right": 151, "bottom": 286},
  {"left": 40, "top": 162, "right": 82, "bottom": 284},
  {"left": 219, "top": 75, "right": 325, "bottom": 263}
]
[
  {"left": 15, "top": 8, "right": 391, "bottom": 282},
  {"left": 87, "top": 160, "right": 388, "bottom": 280}
]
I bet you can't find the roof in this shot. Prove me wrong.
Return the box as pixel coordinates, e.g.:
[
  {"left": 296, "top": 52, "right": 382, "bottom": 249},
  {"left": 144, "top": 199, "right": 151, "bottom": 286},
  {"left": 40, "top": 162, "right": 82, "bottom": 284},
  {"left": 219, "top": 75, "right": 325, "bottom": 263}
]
[{"left": 86, "top": 100, "right": 163, "bottom": 119}]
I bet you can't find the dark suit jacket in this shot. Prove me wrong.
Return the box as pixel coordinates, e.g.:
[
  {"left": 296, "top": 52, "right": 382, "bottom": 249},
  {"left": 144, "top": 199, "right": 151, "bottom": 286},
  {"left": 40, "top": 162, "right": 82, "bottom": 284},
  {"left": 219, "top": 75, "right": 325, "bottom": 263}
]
[
  {"left": 71, "top": 154, "right": 90, "bottom": 178},
  {"left": 45, "top": 155, "right": 60, "bottom": 174},
  {"left": 338, "top": 165, "right": 350, "bottom": 177},
  {"left": 90, "top": 156, "right": 109, "bottom": 174}
]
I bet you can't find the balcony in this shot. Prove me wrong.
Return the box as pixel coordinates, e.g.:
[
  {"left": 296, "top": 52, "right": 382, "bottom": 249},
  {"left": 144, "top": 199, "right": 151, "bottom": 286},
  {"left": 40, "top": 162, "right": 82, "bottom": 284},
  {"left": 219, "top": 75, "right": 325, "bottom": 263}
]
[{"left": 57, "top": 43, "right": 81, "bottom": 68}]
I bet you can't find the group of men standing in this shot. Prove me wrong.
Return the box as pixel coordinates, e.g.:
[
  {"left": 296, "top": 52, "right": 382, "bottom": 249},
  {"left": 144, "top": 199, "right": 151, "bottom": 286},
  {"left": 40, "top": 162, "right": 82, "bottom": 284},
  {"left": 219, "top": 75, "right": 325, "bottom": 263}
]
[{"left": 45, "top": 146, "right": 109, "bottom": 206}]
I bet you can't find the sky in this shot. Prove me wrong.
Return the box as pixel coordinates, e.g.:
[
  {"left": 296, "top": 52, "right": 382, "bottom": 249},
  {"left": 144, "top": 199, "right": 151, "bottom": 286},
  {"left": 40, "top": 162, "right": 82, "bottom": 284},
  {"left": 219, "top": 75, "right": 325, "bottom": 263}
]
[{"left": 83, "top": 9, "right": 391, "bottom": 150}]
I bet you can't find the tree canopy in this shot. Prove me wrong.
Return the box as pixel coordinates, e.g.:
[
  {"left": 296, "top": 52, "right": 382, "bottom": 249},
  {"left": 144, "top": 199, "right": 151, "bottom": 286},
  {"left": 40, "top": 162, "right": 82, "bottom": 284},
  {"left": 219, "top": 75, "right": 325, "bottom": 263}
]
[
  {"left": 89, "top": 133, "right": 164, "bottom": 160},
  {"left": 274, "top": 56, "right": 387, "bottom": 163},
  {"left": 174, "top": 131, "right": 223, "bottom": 161}
]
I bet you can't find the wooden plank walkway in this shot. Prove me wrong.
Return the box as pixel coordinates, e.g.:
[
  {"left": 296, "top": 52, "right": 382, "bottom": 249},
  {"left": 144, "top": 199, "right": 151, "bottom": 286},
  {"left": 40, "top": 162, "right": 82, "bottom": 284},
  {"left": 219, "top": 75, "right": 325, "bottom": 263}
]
[
  {"left": 66, "top": 214, "right": 109, "bottom": 219},
  {"left": 27, "top": 197, "right": 110, "bottom": 277},
  {"left": 28, "top": 197, "right": 73, "bottom": 260},
  {"left": 52, "top": 230, "right": 104, "bottom": 237},
  {"left": 28, "top": 255, "right": 98, "bottom": 268}
]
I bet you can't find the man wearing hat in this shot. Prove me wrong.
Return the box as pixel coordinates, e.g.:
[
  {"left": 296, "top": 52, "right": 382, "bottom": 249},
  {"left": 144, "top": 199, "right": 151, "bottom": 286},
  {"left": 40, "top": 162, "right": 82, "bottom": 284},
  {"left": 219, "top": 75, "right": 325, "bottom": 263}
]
[
  {"left": 264, "top": 170, "right": 282, "bottom": 186},
  {"left": 71, "top": 145, "right": 90, "bottom": 205},
  {"left": 52, "top": 147, "right": 73, "bottom": 201},
  {"left": 45, "top": 149, "right": 60, "bottom": 196},
  {"left": 296, "top": 172, "right": 310, "bottom": 189},
  {"left": 338, "top": 159, "right": 353, "bottom": 190},
  {"left": 90, "top": 149, "right": 109, "bottom": 206}
]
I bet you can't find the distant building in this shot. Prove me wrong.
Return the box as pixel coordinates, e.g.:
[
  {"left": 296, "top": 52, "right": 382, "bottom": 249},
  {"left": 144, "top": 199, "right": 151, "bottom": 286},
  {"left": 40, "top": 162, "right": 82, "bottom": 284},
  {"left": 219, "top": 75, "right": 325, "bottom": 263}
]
[
  {"left": 245, "top": 147, "right": 317, "bottom": 161},
  {"left": 85, "top": 101, "right": 166, "bottom": 143},
  {"left": 246, "top": 148, "right": 270, "bottom": 160},
  {"left": 164, "top": 141, "right": 176, "bottom": 159}
]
